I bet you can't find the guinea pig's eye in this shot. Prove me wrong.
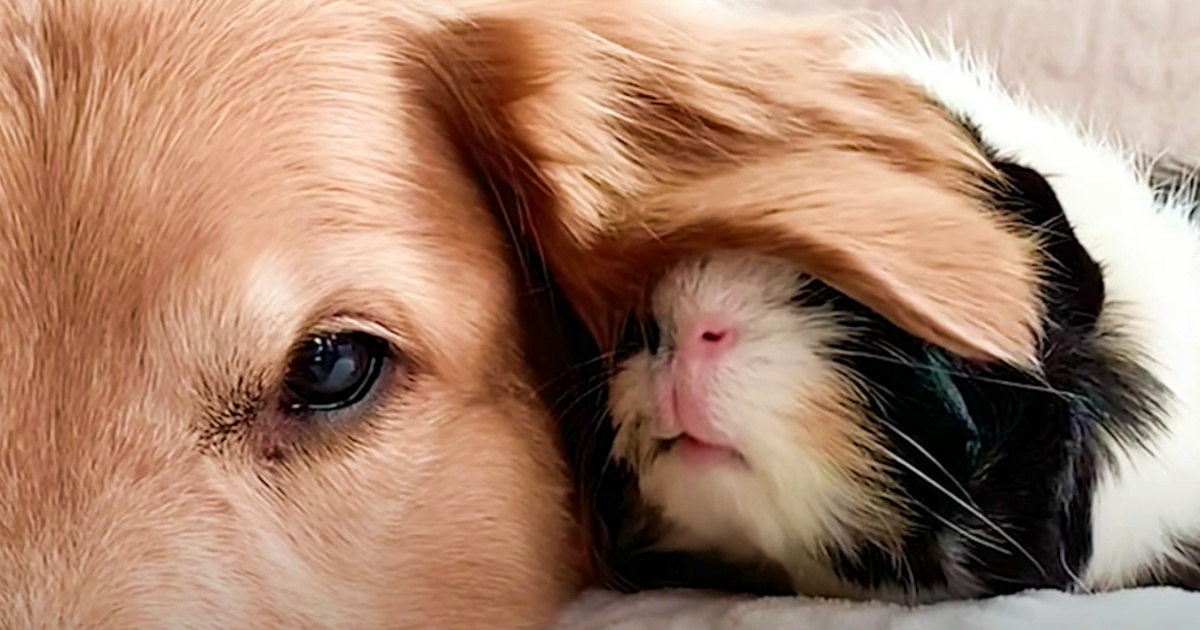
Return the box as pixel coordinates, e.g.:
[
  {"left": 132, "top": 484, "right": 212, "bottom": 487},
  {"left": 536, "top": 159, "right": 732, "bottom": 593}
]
[{"left": 282, "top": 332, "right": 388, "bottom": 413}]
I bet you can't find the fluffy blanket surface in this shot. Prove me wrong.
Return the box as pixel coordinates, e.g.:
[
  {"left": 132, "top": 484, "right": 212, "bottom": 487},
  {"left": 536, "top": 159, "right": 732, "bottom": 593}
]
[
  {"left": 555, "top": 588, "right": 1200, "bottom": 629},
  {"left": 554, "top": 0, "right": 1200, "bottom": 627}
]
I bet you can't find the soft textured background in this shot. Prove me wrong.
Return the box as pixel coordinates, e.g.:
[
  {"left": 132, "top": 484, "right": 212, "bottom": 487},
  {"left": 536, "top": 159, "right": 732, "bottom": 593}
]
[{"left": 771, "top": 0, "right": 1200, "bottom": 158}]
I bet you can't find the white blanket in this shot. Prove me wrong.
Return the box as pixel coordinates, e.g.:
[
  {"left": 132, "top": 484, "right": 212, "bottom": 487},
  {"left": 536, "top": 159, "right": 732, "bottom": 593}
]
[{"left": 555, "top": 588, "right": 1200, "bottom": 629}]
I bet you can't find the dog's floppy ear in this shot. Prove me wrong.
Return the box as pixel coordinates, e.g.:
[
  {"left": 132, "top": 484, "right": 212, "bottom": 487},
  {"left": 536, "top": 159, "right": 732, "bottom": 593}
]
[{"left": 413, "top": 2, "right": 1044, "bottom": 367}]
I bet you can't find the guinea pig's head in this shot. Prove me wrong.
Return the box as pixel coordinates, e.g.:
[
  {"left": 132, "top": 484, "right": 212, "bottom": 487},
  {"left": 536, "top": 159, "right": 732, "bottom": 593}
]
[
  {"left": 597, "top": 159, "right": 1117, "bottom": 600},
  {"left": 607, "top": 252, "right": 894, "bottom": 568}
]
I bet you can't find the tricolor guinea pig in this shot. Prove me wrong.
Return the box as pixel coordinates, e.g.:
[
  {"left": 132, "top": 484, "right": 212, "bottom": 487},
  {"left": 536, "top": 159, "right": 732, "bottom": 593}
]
[{"left": 581, "top": 24, "right": 1200, "bottom": 604}]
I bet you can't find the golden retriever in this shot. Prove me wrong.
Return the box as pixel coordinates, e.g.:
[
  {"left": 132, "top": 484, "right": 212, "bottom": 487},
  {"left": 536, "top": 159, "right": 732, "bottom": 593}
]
[{"left": 0, "top": 0, "right": 1044, "bottom": 627}]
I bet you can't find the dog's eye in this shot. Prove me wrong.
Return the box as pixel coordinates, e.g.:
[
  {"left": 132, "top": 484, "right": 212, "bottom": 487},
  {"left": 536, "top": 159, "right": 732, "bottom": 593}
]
[{"left": 283, "top": 332, "right": 388, "bottom": 413}]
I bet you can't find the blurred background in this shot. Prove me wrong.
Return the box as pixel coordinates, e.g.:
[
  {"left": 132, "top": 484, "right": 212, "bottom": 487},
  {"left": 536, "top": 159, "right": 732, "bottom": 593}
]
[{"left": 769, "top": 0, "right": 1200, "bottom": 158}]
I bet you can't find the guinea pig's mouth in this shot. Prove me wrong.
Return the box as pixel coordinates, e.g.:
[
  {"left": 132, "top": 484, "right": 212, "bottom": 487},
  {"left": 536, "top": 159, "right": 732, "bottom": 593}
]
[{"left": 655, "top": 435, "right": 747, "bottom": 467}]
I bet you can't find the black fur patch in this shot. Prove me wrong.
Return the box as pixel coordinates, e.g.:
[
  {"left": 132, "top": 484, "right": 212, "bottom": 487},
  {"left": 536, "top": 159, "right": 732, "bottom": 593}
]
[{"left": 810, "top": 158, "right": 1166, "bottom": 600}]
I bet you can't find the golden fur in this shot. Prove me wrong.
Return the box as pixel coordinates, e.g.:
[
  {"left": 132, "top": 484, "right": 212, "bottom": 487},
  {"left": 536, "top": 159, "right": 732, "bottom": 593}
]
[
  {"left": 0, "top": 0, "right": 1051, "bottom": 625},
  {"left": 422, "top": 3, "right": 1045, "bottom": 369},
  {"left": 0, "top": 0, "right": 590, "bottom": 627}
]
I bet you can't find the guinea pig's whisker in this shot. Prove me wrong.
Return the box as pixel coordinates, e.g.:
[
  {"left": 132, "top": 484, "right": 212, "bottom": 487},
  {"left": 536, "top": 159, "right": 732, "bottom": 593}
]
[
  {"left": 1059, "top": 545, "right": 1092, "bottom": 594},
  {"left": 584, "top": 410, "right": 620, "bottom": 462},
  {"left": 574, "top": 419, "right": 607, "bottom": 468},
  {"left": 930, "top": 513, "right": 1009, "bottom": 556},
  {"left": 557, "top": 376, "right": 615, "bottom": 422},
  {"left": 533, "top": 352, "right": 618, "bottom": 398},
  {"left": 974, "top": 569, "right": 1047, "bottom": 587},
  {"left": 546, "top": 365, "right": 611, "bottom": 405},
  {"left": 559, "top": 382, "right": 623, "bottom": 471},
  {"left": 830, "top": 349, "right": 1081, "bottom": 401},
  {"left": 883, "top": 450, "right": 1048, "bottom": 578},
  {"left": 604, "top": 564, "right": 641, "bottom": 593},
  {"left": 878, "top": 418, "right": 981, "bottom": 510},
  {"left": 587, "top": 408, "right": 635, "bottom": 470}
]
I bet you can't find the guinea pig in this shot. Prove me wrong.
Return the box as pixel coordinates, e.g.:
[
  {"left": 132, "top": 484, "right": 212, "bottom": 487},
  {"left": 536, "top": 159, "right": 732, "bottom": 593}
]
[{"left": 572, "top": 21, "right": 1200, "bottom": 604}]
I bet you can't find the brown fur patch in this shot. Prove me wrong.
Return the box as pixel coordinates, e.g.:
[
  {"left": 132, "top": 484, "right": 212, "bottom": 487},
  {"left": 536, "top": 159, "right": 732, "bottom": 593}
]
[
  {"left": 417, "top": 2, "right": 1044, "bottom": 368},
  {"left": 802, "top": 367, "right": 912, "bottom": 552}
]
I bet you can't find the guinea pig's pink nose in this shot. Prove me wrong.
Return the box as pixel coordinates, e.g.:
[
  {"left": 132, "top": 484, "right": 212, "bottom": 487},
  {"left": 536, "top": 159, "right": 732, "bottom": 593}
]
[{"left": 676, "top": 315, "right": 737, "bottom": 362}]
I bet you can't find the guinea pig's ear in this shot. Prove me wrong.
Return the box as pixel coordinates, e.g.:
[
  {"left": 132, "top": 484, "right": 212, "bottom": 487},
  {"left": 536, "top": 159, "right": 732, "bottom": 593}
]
[{"left": 413, "top": 3, "right": 1044, "bottom": 368}]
